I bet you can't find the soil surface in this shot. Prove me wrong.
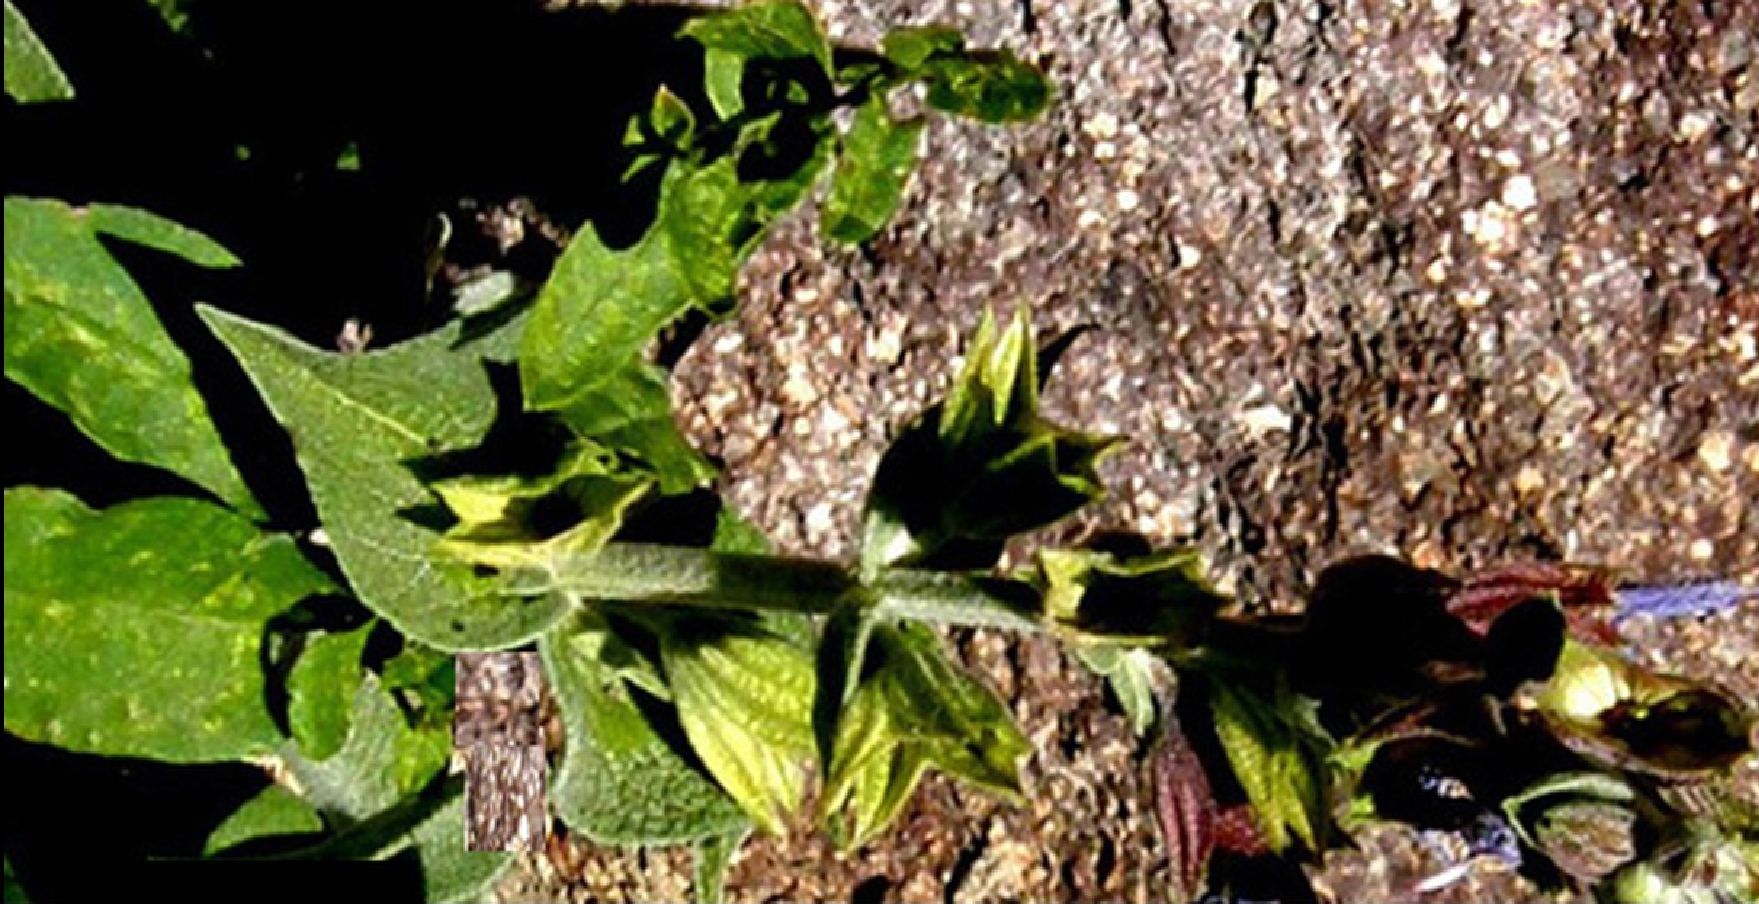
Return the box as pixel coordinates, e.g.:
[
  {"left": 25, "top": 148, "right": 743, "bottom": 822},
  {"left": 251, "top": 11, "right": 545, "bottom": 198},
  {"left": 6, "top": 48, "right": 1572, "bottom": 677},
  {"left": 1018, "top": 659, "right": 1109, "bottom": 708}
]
[{"left": 503, "top": 0, "right": 1758, "bottom": 901}]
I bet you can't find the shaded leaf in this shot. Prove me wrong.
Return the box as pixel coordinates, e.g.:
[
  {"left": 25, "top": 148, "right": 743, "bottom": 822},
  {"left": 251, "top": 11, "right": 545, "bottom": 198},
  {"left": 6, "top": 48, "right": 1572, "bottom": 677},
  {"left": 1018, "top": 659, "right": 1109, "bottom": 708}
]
[
  {"left": 540, "top": 613, "right": 749, "bottom": 844},
  {"left": 1534, "top": 640, "right": 1752, "bottom": 777},
  {"left": 861, "top": 308, "right": 1115, "bottom": 572},
  {"left": 822, "top": 98, "right": 923, "bottom": 244},
  {"left": 820, "top": 622, "right": 1028, "bottom": 848},
  {"left": 202, "top": 307, "right": 570, "bottom": 651},
  {"left": 203, "top": 785, "right": 325, "bottom": 856},
  {"left": 3, "top": 1, "right": 72, "bottom": 102},
  {"left": 288, "top": 624, "right": 373, "bottom": 761},
  {"left": 5, "top": 198, "right": 260, "bottom": 516},
  {"left": 680, "top": 0, "right": 831, "bottom": 74},
  {"left": 1040, "top": 546, "right": 1225, "bottom": 649},
  {"left": 663, "top": 618, "right": 817, "bottom": 835},
  {"left": 3, "top": 488, "right": 333, "bottom": 762},
  {"left": 920, "top": 51, "right": 1050, "bottom": 123}
]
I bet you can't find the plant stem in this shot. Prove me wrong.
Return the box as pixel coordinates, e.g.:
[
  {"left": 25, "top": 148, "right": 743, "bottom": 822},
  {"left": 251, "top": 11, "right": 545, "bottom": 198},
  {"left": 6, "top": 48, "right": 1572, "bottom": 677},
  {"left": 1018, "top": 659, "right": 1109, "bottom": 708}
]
[{"left": 531, "top": 543, "right": 1043, "bottom": 632}]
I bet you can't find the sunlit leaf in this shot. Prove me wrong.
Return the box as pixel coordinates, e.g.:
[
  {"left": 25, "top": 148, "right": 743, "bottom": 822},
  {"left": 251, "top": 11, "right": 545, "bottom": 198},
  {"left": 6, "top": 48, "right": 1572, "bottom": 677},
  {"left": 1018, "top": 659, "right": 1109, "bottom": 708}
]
[
  {"left": 822, "top": 98, "right": 923, "bottom": 244},
  {"left": 1040, "top": 546, "right": 1225, "bottom": 649},
  {"left": 203, "top": 306, "right": 569, "bottom": 650},
  {"left": 203, "top": 785, "right": 325, "bottom": 856},
  {"left": 679, "top": 0, "right": 831, "bottom": 74},
  {"left": 1208, "top": 680, "right": 1328, "bottom": 853},
  {"left": 3, "top": 1, "right": 72, "bottom": 102},
  {"left": 820, "top": 622, "right": 1029, "bottom": 848},
  {"left": 5, "top": 199, "right": 260, "bottom": 516},
  {"left": 288, "top": 624, "right": 373, "bottom": 761},
  {"left": 4, "top": 488, "right": 333, "bottom": 762},
  {"left": 862, "top": 308, "right": 1115, "bottom": 572},
  {"left": 663, "top": 618, "right": 817, "bottom": 835}
]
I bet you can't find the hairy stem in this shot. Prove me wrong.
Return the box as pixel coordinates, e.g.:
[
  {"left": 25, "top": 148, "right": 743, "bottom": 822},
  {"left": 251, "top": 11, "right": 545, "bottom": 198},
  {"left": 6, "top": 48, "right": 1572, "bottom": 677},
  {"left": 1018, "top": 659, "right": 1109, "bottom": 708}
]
[{"left": 525, "top": 543, "right": 1042, "bottom": 631}]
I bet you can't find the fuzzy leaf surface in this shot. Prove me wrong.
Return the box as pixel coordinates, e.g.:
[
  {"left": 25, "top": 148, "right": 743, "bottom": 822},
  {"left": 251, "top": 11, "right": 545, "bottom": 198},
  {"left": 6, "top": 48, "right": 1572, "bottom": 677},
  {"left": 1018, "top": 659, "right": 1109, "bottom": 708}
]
[
  {"left": 202, "top": 307, "right": 568, "bottom": 650},
  {"left": 541, "top": 613, "right": 749, "bottom": 844}
]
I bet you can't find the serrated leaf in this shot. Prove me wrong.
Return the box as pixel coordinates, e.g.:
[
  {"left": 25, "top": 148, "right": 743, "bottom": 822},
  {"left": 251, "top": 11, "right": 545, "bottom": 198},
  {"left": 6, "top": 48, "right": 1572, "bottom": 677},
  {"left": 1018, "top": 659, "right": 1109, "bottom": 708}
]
[
  {"left": 431, "top": 441, "right": 651, "bottom": 572},
  {"left": 663, "top": 618, "right": 817, "bottom": 835},
  {"left": 823, "top": 99, "right": 923, "bottom": 244},
  {"left": 861, "top": 308, "right": 1115, "bottom": 572},
  {"left": 680, "top": 0, "right": 831, "bottom": 74},
  {"left": 3, "top": 1, "right": 72, "bottom": 102},
  {"left": 820, "top": 622, "right": 1029, "bottom": 848},
  {"left": 5, "top": 198, "right": 261, "bottom": 516},
  {"left": 522, "top": 149, "right": 825, "bottom": 488},
  {"left": 3, "top": 488, "right": 333, "bottom": 761},
  {"left": 203, "top": 785, "right": 325, "bottom": 856},
  {"left": 1207, "top": 680, "right": 1327, "bottom": 853},
  {"left": 288, "top": 625, "right": 373, "bottom": 761},
  {"left": 201, "top": 307, "right": 570, "bottom": 651},
  {"left": 1040, "top": 547, "right": 1225, "bottom": 649},
  {"left": 880, "top": 25, "right": 965, "bottom": 72},
  {"left": 540, "top": 614, "right": 749, "bottom": 844},
  {"left": 920, "top": 51, "right": 1051, "bottom": 123}
]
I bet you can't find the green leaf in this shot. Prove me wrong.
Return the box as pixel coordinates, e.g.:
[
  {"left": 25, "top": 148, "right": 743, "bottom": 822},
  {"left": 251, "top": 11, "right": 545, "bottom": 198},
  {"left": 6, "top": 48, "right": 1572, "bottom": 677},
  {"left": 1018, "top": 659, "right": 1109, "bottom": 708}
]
[
  {"left": 281, "top": 676, "right": 451, "bottom": 821},
  {"left": 553, "top": 362, "right": 715, "bottom": 494},
  {"left": 201, "top": 306, "right": 571, "bottom": 651},
  {"left": 1075, "top": 645, "right": 1160, "bottom": 737},
  {"left": 3, "top": 487, "right": 334, "bottom": 762},
  {"left": 662, "top": 618, "right": 817, "bottom": 835},
  {"left": 540, "top": 613, "right": 749, "bottom": 844},
  {"left": 693, "top": 826, "right": 751, "bottom": 904},
  {"left": 880, "top": 25, "right": 965, "bottom": 72},
  {"left": 204, "top": 785, "right": 325, "bottom": 856},
  {"left": 431, "top": 441, "right": 651, "bottom": 572},
  {"left": 680, "top": 0, "right": 831, "bottom": 74},
  {"left": 822, "top": 98, "right": 923, "bottom": 244},
  {"left": 3, "top": 1, "right": 72, "bottom": 102},
  {"left": 81, "top": 204, "right": 241, "bottom": 267},
  {"left": 1207, "top": 680, "right": 1327, "bottom": 853},
  {"left": 278, "top": 685, "right": 507, "bottom": 903},
  {"left": 703, "top": 49, "right": 745, "bottom": 119},
  {"left": 522, "top": 149, "right": 826, "bottom": 486},
  {"left": 410, "top": 792, "right": 513, "bottom": 904},
  {"left": 288, "top": 625, "right": 373, "bottom": 761},
  {"left": 5, "top": 198, "right": 261, "bottom": 517},
  {"left": 920, "top": 51, "right": 1051, "bottom": 123},
  {"left": 519, "top": 221, "right": 686, "bottom": 412},
  {"left": 820, "top": 621, "right": 1029, "bottom": 848},
  {"left": 1039, "top": 547, "right": 1225, "bottom": 648},
  {"left": 861, "top": 308, "right": 1115, "bottom": 572}
]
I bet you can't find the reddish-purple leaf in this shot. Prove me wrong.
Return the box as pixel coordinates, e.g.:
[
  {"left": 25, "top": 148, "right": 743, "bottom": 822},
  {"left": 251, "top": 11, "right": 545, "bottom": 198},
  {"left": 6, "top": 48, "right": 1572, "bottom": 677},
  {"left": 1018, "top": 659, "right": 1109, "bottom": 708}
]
[
  {"left": 1448, "top": 562, "right": 1618, "bottom": 644},
  {"left": 1153, "top": 713, "right": 1216, "bottom": 901}
]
